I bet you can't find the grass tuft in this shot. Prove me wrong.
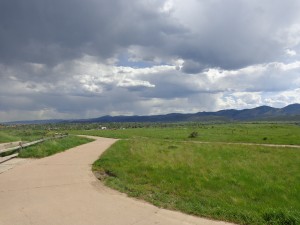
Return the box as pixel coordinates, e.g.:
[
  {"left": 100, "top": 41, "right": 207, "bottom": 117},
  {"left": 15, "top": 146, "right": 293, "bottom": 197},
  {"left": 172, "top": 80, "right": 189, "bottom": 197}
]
[{"left": 262, "top": 210, "right": 299, "bottom": 225}]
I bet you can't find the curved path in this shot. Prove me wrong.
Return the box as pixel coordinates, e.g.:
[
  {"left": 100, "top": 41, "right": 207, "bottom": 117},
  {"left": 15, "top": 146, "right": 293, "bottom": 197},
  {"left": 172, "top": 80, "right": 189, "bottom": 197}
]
[
  {"left": 0, "top": 136, "right": 233, "bottom": 225},
  {"left": 189, "top": 140, "right": 300, "bottom": 148}
]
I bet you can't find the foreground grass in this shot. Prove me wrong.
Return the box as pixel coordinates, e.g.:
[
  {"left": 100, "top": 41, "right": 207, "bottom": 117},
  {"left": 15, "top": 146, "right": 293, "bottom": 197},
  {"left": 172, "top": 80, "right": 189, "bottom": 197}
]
[
  {"left": 18, "top": 136, "right": 93, "bottom": 158},
  {"left": 73, "top": 123, "right": 300, "bottom": 145},
  {"left": 93, "top": 139, "right": 300, "bottom": 225}
]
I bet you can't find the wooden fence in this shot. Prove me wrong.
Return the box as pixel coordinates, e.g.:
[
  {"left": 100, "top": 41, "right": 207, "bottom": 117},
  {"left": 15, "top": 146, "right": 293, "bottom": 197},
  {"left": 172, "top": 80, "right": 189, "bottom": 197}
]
[{"left": 0, "top": 135, "right": 68, "bottom": 155}]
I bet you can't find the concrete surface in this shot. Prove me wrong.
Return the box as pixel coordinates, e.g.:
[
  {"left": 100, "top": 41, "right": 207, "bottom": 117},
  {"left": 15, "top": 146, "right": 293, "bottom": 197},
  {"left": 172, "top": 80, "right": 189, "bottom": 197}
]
[
  {"left": 0, "top": 136, "right": 234, "bottom": 225},
  {"left": 0, "top": 157, "right": 30, "bottom": 174}
]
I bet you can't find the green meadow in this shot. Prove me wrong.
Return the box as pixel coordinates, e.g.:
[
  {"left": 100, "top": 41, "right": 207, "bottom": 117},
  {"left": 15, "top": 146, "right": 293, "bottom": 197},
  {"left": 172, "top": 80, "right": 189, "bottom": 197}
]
[
  {"left": 93, "top": 138, "right": 300, "bottom": 225},
  {"left": 90, "top": 123, "right": 300, "bottom": 225},
  {"left": 74, "top": 123, "right": 300, "bottom": 145}
]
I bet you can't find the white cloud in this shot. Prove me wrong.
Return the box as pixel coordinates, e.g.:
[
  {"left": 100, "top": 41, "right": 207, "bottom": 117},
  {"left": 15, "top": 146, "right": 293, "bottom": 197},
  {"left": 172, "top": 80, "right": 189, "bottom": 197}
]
[
  {"left": 117, "top": 79, "right": 155, "bottom": 88},
  {"left": 277, "top": 23, "right": 300, "bottom": 47},
  {"left": 286, "top": 49, "right": 297, "bottom": 56},
  {"left": 217, "top": 88, "right": 300, "bottom": 110},
  {"left": 160, "top": 0, "right": 175, "bottom": 13},
  {"left": 1, "top": 55, "right": 300, "bottom": 122}
]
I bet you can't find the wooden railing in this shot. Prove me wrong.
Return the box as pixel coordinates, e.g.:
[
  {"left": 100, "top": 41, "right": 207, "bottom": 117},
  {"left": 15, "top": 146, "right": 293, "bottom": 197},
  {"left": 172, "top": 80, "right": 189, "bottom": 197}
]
[{"left": 0, "top": 135, "right": 68, "bottom": 155}]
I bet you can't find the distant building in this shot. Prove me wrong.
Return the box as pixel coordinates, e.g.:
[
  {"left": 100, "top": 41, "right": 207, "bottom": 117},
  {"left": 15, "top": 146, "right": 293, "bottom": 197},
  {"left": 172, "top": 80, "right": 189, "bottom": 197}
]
[{"left": 101, "top": 127, "right": 107, "bottom": 130}]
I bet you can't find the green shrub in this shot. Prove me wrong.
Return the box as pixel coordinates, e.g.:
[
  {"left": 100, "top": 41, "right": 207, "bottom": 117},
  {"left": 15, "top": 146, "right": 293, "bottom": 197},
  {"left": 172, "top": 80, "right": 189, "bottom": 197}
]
[{"left": 188, "top": 131, "right": 198, "bottom": 138}]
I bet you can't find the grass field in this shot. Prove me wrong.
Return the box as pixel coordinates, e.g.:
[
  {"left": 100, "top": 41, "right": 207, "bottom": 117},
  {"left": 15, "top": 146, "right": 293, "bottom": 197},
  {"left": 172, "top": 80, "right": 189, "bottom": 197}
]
[
  {"left": 0, "top": 129, "right": 52, "bottom": 143},
  {"left": 73, "top": 123, "right": 300, "bottom": 145},
  {"left": 93, "top": 139, "right": 300, "bottom": 225},
  {"left": 18, "top": 135, "right": 93, "bottom": 158},
  {"left": 2, "top": 123, "right": 300, "bottom": 224}
]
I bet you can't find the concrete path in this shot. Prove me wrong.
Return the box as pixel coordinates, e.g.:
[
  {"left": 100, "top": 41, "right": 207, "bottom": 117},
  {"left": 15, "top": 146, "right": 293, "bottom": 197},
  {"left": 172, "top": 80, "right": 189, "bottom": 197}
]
[
  {"left": 0, "top": 136, "right": 234, "bottom": 225},
  {"left": 0, "top": 157, "right": 31, "bottom": 174}
]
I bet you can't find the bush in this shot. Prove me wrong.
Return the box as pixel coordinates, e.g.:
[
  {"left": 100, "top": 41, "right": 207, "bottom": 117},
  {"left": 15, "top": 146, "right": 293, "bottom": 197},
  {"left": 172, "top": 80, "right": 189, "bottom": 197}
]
[{"left": 188, "top": 131, "right": 198, "bottom": 138}]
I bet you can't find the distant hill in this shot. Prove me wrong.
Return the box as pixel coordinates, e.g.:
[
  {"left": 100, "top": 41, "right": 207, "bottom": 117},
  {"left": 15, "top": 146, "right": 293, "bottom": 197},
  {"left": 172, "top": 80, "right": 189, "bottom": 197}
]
[
  {"left": 84, "top": 104, "right": 300, "bottom": 123},
  {"left": 3, "top": 103, "right": 300, "bottom": 124},
  {"left": 3, "top": 119, "right": 65, "bottom": 125}
]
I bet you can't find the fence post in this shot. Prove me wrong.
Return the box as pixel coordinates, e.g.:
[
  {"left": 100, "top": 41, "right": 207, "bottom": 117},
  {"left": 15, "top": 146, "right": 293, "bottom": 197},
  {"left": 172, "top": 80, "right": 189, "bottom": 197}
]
[{"left": 19, "top": 142, "right": 23, "bottom": 151}]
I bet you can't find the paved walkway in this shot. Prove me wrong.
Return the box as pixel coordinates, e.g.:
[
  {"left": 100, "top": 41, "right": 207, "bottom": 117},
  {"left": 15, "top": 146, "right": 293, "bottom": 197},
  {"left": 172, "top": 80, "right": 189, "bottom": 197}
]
[
  {"left": 0, "top": 157, "right": 31, "bottom": 174},
  {"left": 0, "top": 136, "right": 234, "bottom": 225}
]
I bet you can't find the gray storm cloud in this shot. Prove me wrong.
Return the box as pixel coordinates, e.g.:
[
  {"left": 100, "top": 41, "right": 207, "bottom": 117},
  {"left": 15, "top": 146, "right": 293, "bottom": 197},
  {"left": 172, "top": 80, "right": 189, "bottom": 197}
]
[
  {"left": 0, "top": 0, "right": 181, "bottom": 65},
  {"left": 0, "top": 0, "right": 300, "bottom": 122},
  {"left": 1, "top": 0, "right": 299, "bottom": 69}
]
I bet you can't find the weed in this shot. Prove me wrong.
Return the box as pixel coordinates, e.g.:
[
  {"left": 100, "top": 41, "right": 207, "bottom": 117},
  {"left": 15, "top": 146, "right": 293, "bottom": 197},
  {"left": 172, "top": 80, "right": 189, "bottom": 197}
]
[{"left": 188, "top": 131, "right": 199, "bottom": 138}]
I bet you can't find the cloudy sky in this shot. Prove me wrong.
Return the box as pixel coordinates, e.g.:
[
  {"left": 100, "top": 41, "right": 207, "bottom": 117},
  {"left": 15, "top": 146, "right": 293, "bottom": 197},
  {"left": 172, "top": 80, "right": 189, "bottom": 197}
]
[{"left": 1, "top": 0, "right": 300, "bottom": 122}]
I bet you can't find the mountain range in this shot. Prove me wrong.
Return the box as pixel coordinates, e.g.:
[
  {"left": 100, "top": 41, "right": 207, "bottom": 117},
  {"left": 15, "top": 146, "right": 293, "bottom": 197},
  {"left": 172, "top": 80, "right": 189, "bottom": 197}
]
[{"left": 3, "top": 103, "right": 300, "bottom": 124}]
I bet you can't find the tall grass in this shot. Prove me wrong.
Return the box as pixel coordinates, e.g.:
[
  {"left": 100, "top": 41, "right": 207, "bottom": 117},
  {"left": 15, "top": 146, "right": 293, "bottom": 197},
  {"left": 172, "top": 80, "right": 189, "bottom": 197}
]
[
  {"left": 18, "top": 136, "right": 93, "bottom": 158},
  {"left": 0, "top": 129, "right": 49, "bottom": 143},
  {"left": 93, "top": 139, "right": 300, "bottom": 225},
  {"left": 73, "top": 123, "right": 300, "bottom": 145}
]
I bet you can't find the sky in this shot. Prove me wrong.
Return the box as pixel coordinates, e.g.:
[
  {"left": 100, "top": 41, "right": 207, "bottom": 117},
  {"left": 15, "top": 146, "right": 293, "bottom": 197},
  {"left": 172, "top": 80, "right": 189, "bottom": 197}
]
[{"left": 1, "top": 0, "right": 300, "bottom": 122}]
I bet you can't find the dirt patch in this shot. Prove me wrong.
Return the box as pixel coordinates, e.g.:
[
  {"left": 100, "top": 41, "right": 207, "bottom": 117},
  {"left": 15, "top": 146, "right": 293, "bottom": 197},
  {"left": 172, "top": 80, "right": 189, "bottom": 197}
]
[{"left": 93, "top": 169, "right": 117, "bottom": 180}]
